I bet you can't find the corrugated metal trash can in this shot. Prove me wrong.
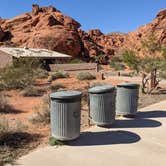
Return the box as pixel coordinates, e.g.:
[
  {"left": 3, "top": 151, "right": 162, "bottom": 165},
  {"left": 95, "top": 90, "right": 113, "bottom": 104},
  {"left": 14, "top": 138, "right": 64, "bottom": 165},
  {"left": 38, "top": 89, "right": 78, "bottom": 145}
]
[
  {"left": 50, "top": 91, "right": 82, "bottom": 141},
  {"left": 88, "top": 85, "right": 116, "bottom": 126},
  {"left": 116, "top": 83, "right": 139, "bottom": 116}
]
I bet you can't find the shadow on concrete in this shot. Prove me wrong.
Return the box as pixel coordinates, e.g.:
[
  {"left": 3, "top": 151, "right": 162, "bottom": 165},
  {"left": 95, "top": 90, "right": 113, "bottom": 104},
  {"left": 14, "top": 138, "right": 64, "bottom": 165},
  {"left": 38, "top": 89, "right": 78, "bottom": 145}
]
[
  {"left": 70, "top": 130, "right": 140, "bottom": 146},
  {"left": 137, "top": 110, "right": 166, "bottom": 119},
  {"left": 112, "top": 118, "right": 161, "bottom": 128}
]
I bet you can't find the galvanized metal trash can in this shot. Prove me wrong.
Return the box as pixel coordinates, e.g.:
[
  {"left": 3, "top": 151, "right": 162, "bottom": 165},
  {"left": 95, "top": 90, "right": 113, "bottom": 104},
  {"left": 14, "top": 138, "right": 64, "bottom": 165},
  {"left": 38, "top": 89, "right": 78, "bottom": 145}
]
[
  {"left": 116, "top": 83, "right": 139, "bottom": 116},
  {"left": 50, "top": 91, "right": 82, "bottom": 141},
  {"left": 88, "top": 85, "right": 116, "bottom": 126}
]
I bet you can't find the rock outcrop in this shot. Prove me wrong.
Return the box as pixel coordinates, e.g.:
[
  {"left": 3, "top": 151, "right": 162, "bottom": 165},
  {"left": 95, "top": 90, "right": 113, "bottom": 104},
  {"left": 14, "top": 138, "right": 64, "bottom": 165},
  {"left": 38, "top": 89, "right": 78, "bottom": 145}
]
[
  {"left": 0, "top": 5, "right": 165, "bottom": 61},
  {"left": 0, "top": 26, "right": 5, "bottom": 41},
  {"left": 122, "top": 8, "right": 166, "bottom": 54},
  {"left": 0, "top": 4, "right": 82, "bottom": 57}
]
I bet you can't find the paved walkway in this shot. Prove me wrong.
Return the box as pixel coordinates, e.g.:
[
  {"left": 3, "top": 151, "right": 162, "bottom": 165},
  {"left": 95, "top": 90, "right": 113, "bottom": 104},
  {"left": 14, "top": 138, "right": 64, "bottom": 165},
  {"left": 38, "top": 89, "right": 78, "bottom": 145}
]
[{"left": 14, "top": 100, "right": 166, "bottom": 166}]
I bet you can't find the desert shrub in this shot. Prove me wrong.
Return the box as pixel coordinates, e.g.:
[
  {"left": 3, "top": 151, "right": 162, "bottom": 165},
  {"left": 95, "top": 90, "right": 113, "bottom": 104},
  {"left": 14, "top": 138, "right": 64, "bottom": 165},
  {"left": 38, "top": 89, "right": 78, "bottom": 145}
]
[
  {"left": 50, "top": 83, "right": 65, "bottom": 91},
  {"left": 110, "top": 55, "right": 125, "bottom": 71},
  {"left": 0, "top": 58, "right": 46, "bottom": 90},
  {"left": 34, "top": 68, "right": 49, "bottom": 79},
  {"left": 122, "top": 50, "right": 141, "bottom": 73},
  {"left": 49, "top": 137, "right": 65, "bottom": 146},
  {"left": 94, "top": 54, "right": 109, "bottom": 64},
  {"left": 159, "top": 71, "right": 166, "bottom": 79},
  {"left": 77, "top": 72, "right": 96, "bottom": 80},
  {"left": 29, "top": 96, "right": 50, "bottom": 124},
  {"left": 48, "top": 71, "right": 69, "bottom": 82},
  {"left": 20, "top": 87, "right": 43, "bottom": 97},
  {"left": 0, "top": 117, "right": 27, "bottom": 138},
  {"left": 0, "top": 66, "right": 34, "bottom": 90},
  {"left": 0, "top": 117, "right": 27, "bottom": 164},
  {"left": 0, "top": 94, "right": 8, "bottom": 112}
]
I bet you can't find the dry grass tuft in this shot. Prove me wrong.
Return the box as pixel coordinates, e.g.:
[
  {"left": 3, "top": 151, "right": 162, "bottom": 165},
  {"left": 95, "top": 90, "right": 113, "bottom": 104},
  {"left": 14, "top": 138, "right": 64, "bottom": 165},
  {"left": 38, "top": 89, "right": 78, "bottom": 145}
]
[{"left": 29, "top": 96, "right": 50, "bottom": 124}]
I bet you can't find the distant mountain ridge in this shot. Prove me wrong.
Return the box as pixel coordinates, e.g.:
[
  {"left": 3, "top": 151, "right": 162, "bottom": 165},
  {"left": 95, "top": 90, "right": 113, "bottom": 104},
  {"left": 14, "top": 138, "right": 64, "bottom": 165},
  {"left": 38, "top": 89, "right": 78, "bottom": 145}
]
[{"left": 0, "top": 4, "right": 165, "bottom": 61}]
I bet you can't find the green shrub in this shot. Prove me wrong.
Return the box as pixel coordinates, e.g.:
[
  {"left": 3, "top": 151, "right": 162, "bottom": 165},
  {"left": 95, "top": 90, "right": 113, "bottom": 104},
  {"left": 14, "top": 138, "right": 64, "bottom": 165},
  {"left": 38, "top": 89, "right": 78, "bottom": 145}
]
[
  {"left": 34, "top": 68, "right": 49, "bottom": 79},
  {"left": 50, "top": 83, "right": 65, "bottom": 91},
  {"left": 0, "top": 66, "right": 34, "bottom": 90},
  {"left": 0, "top": 58, "right": 47, "bottom": 90},
  {"left": 110, "top": 56, "right": 125, "bottom": 71},
  {"left": 20, "top": 87, "right": 43, "bottom": 97},
  {"left": 159, "top": 71, "right": 166, "bottom": 79},
  {"left": 77, "top": 72, "right": 96, "bottom": 80},
  {"left": 49, "top": 137, "right": 65, "bottom": 146},
  {"left": 122, "top": 50, "right": 141, "bottom": 73},
  {"left": 48, "top": 71, "right": 69, "bottom": 82},
  {"left": 29, "top": 96, "right": 50, "bottom": 124}
]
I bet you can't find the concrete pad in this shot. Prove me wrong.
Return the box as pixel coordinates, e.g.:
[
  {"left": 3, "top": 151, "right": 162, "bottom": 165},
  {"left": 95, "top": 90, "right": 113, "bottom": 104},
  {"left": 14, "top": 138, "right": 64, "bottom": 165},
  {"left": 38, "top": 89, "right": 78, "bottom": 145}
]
[{"left": 14, "top": 100, "right": 166, "bottom": 166}]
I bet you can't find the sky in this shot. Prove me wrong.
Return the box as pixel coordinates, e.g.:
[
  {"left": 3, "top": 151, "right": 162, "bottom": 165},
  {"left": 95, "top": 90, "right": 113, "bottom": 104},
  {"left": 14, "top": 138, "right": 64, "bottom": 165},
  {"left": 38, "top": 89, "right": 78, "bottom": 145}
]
[{"left": 0, "top": 0, "right": 165, "bottom": 34}]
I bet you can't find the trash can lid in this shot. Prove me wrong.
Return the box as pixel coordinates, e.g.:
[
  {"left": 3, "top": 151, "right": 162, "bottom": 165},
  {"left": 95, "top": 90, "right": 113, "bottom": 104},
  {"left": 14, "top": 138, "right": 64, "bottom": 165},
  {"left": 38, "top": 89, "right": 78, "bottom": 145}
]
[
  {"left": 50, "top": 91, "right": 82, "bottom": 99},
  {"left": 117, "top": 83, "right": 140, "bottom": 88},
  {"left": 88, "top": 85, "right": 115, "bottom": 94}
]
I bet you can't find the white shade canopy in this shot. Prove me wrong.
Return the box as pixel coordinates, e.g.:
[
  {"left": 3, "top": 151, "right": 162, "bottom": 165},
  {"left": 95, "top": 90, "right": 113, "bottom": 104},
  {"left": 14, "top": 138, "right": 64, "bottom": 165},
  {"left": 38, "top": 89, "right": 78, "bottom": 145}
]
[{"left": 0, "top": 47, "right": 72, "bottom": 59}]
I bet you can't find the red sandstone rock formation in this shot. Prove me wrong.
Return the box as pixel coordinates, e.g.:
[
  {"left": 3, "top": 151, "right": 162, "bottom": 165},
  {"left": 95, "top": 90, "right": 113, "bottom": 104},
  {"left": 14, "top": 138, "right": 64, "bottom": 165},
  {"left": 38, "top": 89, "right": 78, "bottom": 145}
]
[
  {"left": 122, "top": 8, "right": 166, "bottom": 54},
  {"left": 0, "top": 4, "right": 165, "bottom": 61},
  {"left": 0, "top": 4, "right": 82, "bottom": 57},
  {"left": 0, "top": 26, "right": 5, "bottom": 41}
]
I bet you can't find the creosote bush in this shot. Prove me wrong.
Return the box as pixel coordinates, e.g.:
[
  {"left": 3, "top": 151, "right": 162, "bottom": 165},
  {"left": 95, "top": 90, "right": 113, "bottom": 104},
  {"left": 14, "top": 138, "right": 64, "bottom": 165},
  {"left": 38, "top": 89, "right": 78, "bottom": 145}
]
[
  {"left": 0, "top": 66, "right": 34, "bottom": 90},
  {"left": 110, "top": 55, "right": 125, "bottom": 71},
  {"left": 77, "top": 72, "right": 96, "bottom": 80},
  {"left": 0, "top": 58, "right": 44, "bottom": 90},
  {"left": 34, "top": 68, "right": 49, "bottom": 79},
  {"left": 48, "top": 71, "right": 69, "bottom": 82}
]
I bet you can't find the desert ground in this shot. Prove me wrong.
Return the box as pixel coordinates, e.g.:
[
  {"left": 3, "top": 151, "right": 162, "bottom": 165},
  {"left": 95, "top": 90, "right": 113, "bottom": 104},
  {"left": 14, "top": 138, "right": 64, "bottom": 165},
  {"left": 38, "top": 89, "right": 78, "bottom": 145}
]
[{"left": 0, "top": 67, "right": 166, "bottom": 164}]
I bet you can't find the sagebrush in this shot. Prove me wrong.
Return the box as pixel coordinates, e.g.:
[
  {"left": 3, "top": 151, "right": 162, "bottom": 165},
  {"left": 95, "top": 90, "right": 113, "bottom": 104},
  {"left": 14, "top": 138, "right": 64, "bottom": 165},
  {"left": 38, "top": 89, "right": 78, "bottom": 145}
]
[{"left": 77, "top": 72, "right": 96, "bottom": 80}]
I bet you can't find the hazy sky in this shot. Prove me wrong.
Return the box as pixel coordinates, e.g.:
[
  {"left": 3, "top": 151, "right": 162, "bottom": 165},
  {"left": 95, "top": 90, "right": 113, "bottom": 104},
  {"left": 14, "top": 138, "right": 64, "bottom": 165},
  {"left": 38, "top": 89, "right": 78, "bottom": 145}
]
[{"left": 0, "top": 0, "right": 165, "bottom": 33}]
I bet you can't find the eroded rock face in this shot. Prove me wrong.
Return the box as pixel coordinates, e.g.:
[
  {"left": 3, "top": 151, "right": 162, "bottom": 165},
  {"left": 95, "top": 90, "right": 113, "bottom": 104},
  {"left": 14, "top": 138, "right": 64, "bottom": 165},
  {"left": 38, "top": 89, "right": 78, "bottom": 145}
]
[
  {"left": 0, "top": 26, "right": 5, "bottom": 41},
  {"left": 122, "top": 8, "right": 166, "bottom": 55},
  {"left": 25, "top": 27, "right": 82, "bottom": 57},
  {"left": 32, "top": 4, "right": 40, "bottom": 16},
  {"left": 0, "top": 4, "right": 82, "bottom": 57},
  {"left": 0, "top": 5, "right": 165, "bottom": 60},
  {"left": 79, "top": 29, "right": 125, "bottom": 60}
]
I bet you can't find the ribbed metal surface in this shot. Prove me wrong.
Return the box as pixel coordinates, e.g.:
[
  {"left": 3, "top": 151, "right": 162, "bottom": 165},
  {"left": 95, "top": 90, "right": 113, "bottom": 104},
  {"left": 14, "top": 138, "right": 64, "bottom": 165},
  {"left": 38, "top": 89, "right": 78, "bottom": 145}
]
[
  {"left": 116, "top": 85, "right": 139, "bottom": 115},
  {"left": 50, "top": 92, "right": 81, "bottom": 141},
  {"left": 89, "top": 90, "right": 116, "bottom": 126}
]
